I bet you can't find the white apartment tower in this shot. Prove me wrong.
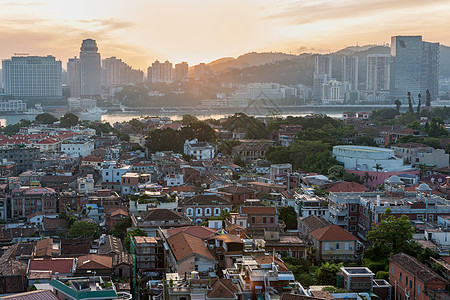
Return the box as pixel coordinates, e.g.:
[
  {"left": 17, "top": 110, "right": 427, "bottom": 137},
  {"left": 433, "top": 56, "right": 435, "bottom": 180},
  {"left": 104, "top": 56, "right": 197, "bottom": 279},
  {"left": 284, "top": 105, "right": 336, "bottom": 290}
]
[
  {"left": 80, "top": 39, "right": 102, "bottom": 97},
  {"left": 313, "top": 55, "right": 332, "bottom": 100},
  {"left": 67, "top": 57, "right": 81, "bottom": 98},
  {"left": 2, "top": 55, "right": 62, "bottom": 99},
  {"left": 366, "top": 54, "right": 390, "bottom": 91},
  {"left": 342, "top": 56, "right": 358, "bottom": 91}
]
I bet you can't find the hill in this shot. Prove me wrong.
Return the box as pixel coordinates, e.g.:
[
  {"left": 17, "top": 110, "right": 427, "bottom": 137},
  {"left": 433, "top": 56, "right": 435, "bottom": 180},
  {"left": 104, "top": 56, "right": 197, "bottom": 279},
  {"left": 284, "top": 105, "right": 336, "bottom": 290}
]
[
  {"left": 212, "top": 44, "right": 449, "bottom": 86},
  {"left": 206, "top": 52, "right": 297, "bottom": 72}
]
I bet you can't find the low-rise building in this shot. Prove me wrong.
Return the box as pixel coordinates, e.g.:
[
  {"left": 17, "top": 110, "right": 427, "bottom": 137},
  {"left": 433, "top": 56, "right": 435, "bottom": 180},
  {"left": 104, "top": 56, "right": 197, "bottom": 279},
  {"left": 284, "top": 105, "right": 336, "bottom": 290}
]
[
  {"left": 389, "top": 253, "right": 448, "bottom": 300},
  {"left": 12, "top": 187, "right": 57, "bottom": 218},
  {"left": 184, "top": 139, "right": 216, "bottom": 160},
  {"left": 131, "top": 236, "right": 164, "bottom": 274},
  {"left": 180, "top": 194, "right": 232, "bottom": 224},
  {"left": 165, "top": 232, "right": 216, "bottom": 276},
  {"left": 61, "top": 137, "right": 94, "bottom": 157},
  {"left": 391, "top": 143, "right": 450, "bottom": 169},
  {"left": 131, "top": 208, "right": 193, "bottom": 237},
  {"left": 309, "top": 224, "right": 358, "bottom": 261}
]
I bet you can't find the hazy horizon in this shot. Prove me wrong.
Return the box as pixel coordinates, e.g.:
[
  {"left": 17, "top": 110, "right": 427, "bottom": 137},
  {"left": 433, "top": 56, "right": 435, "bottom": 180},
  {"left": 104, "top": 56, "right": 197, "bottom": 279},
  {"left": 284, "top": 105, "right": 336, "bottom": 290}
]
[{"left": 1, "top": 0, "right": 449, "bottom": 69}]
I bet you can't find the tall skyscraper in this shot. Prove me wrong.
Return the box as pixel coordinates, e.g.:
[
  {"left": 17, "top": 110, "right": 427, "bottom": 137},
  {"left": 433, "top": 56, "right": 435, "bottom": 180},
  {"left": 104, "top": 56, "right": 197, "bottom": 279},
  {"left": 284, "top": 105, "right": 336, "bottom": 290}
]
[
  {"left": 80, "top": 39, "right": 101, "bottom": 97},
  {"left": 313, "top": 55, "right": 332, "bottom": 100},
  {"left": 2, "top": 55, "right": 62, "bottom": 99},
  {"left": 390, "top": 36, "right": 439, "bottom": 101},
  {"left": 342, "top": 56, "right": 358, "bottom": 91},
  {"left": 67, "top": 57, "right": 80, "bottom": 98},
  {"left": 366, "top": 54, "right": 390, "bottom": 91},
  {"left": 102, "top": 56, "right": 143, "bottom": 87},
  {"left": 151, "top": 60, "right": 173, "bottom": 83},
  {"left": 174, "top": 62, "right": 189, "bottom": 82}
]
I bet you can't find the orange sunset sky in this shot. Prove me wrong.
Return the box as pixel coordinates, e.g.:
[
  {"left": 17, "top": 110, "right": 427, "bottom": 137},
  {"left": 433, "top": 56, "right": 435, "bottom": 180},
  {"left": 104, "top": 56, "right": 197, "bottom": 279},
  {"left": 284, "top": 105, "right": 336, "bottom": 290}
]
[{"left": 1, "top": 0, "right": 449, "bottom": 69}]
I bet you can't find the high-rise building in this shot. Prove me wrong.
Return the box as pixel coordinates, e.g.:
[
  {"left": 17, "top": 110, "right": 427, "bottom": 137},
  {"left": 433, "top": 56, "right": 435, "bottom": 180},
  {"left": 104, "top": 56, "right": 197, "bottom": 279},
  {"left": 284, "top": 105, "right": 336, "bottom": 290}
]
[
  {"left": 390, "top": 36, "right": 439, "bottom": 101},
  {"left": 342, "top": 56, "right": 358, "bottom": 91},
  {"left": 2, "top": 55, "right": 62, "bottom": 99},
  {"left": 67, "top": 57, "right": 81, "bottom": 98},
  {"left": 194, "top": 63, "right": 211, "bottom": 81},
  {"left": 102, "top": 57, "right": 144, "bottom": 87},
  {"left": 151, "top": 60, "right": 173, "bottom": 83},
  {"left": 366, "top": 54, "right": 390, "bottom": 91},
  {"left": 313, "top": 55, "right": 332, "bottom": 100},
  {"left": 174, "top": 62, "right": 189, "bottom": 82},
  {"left": 80, "top": 39, "right": 102, "bottom": 97}
]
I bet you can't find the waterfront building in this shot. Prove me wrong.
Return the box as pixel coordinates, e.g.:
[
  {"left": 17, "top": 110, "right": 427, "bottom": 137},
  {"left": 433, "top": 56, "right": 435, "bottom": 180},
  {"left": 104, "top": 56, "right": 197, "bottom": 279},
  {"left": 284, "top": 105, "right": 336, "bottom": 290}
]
[
  {"left": 67, "top": 57, "right": 81, "bottom": 98},
  {"left": 342, "top": 56, "right": 358, "bottom": 91},
  {"left": 313, "top": 55, "right": 332, "bottom": 100},
  {"left": 80, "top": 39, "right": 102, "bottom": 97},
  {"left": 2, "top": 55, "right": 62, "bottom": 99},
  {"left": 367, "top": 54, "right": 390, "bottom": 91},
  {"left": 174, "top": 62, "right": 188, "bottom": 82},
  {"left": 390, "top": 36, "right": 439, "bottom": 101},
  {"left": 151, "top": 60, "right": 173, "bottom": 83}
]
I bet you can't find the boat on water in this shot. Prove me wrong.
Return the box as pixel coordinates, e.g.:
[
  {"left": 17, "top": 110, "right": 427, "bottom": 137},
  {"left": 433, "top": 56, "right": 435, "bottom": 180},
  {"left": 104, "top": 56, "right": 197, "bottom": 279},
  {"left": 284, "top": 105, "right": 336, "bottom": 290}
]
[
  {"left": 81, "top": 107, "right": 108, "bottom": 115},
  {"left": 24, "top": 104, "right": 44, "bottom": 115}
]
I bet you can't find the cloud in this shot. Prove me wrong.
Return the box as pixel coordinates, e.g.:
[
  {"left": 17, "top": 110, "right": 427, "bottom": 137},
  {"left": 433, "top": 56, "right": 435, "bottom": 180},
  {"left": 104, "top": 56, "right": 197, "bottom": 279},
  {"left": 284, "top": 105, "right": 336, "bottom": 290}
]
[
  {"left": 267, "top": 0, "right": 449, "bottom": 25},
  {"left": 0, "top": 16, "right": 153, "bottom": 69}
]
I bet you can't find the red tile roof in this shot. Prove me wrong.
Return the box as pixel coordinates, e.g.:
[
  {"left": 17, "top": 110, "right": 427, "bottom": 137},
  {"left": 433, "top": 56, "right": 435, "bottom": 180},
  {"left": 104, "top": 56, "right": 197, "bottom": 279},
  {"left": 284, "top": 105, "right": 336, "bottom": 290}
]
[
  {"left": 77, "top": 254, "right": 112, "bottom": 270},
  {"left": 325, "top": 181, "right": 369, "bottom": 193},
  {"left": 167, "top": 226, "right": 217, "bottom": 240},
  {"left": 28, "top": 258, "right": 75, "bottom": 274},
  {"left": 167, "top": 232, "right": 215, "bottom": 262},
  {"left": 310, "top": 225, "right": 357, "bottom": 241},
  {"left": 240, "top": 206, "right": 276, "bottom": 215}
]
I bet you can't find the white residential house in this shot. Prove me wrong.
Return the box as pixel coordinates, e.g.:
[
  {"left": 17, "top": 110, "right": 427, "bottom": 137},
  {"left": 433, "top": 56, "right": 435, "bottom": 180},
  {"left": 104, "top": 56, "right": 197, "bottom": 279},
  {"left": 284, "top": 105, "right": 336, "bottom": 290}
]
[
  {"left": 184, "top": 139, "right": 216, "bottom": 160},
  {"left": 101, "top": 161, "right": 131, "bottom": 184},
  {"left": 164, "top": 174, "right": 184, "bottom": 187},
  {"left": 78, "top": 174, "right": 95, "bottom": 193},
  {"left": 61, "top": 138, "right": 94, "bottom": 157}
]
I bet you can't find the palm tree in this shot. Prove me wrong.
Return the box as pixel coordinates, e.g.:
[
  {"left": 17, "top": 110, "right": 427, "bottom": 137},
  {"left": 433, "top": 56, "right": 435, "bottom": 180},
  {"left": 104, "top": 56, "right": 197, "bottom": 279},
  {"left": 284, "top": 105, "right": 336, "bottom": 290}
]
[
  {"left": 362, "top": 172, "right": 371, "bottom": 185},
  {"left": 394, "top": 99, "right": 402, "bottom": 113},
  {"left": 375, "top": 163, "right": 383, "bottom": 181}
]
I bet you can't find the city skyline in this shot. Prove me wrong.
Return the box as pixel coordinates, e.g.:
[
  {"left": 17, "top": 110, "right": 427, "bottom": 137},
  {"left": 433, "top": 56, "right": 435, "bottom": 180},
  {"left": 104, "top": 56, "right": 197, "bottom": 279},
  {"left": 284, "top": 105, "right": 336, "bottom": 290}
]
[{"left": 0, "top": 0, "right": 449, "bottom": 69}]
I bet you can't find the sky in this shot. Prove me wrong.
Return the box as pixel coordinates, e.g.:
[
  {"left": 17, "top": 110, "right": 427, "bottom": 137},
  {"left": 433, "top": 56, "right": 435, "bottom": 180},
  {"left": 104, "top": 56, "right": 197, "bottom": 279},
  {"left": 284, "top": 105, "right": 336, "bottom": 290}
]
[{"left": 0, "top": 0, "right": 449, "bottom": 70}]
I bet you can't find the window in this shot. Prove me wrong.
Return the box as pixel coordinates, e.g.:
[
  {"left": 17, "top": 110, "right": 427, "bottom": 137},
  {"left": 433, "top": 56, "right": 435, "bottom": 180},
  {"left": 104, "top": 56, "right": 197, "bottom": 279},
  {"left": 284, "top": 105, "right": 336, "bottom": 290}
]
[
  {"left": 335, "top": 243, "right": 340, "bottom": 250},
  {"left": 350, "top": 205, "right": 356, "bottom": 212},
  {"left": 350, "top": 216, "right": 357, "bottom": 222},
  {"left": 410, "top": 280, "right": 412, "bottom": 289},
  {"left": 405, "top": 276, "right": 408, "bottom": 285},
  {"left": 251, "top": 217, "right": 256, "bottom": 223},
  {"left": 418, "top": 285, "right": 420, "bottom": 295},
  {"left": 269, "top": 217, "right": 274, "bottom": 223},
  {"left": 350, "top": 225, "right": 356, "bottom": 231},
  {"left": 345, "top": 242, "right": 349, "bottom": 250},
  {"left": 392, "top": 266, "right": 395, "bottom": 276},
  {"left": 399, "top": 272, "right": 402, "bottom": 281},
  {"left": 325, "top": 242, "right": 329, "bottom": 250},
  {"left": 263, "top": 217, "right": 267, "bottom": 223}
]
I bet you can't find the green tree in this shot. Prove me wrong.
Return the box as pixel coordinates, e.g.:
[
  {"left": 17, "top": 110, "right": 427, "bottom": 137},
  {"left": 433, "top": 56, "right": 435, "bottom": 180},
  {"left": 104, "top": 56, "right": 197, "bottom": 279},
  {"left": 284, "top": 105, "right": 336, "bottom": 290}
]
[
  {"left": 375, "top": 164, "right": 383, "bottom": 181},
  {"left": 35, "top": 113, "right": 58, "bottom": 124},
  {"left": 366, "top": 209, "right": 415, "bottom": 258},
  {"left": 315, "top": 262, "right": 343, "bottom": 285},
  {"left": 124, "top": 228, "right": 147, "bottom": 251},
  {"left": 60, "top": 112, "right": 79, "bottom": 128},
  {"left": 408, "top": 92, "right": 414, "bottom": 113},
  {"left": 182, "top": 114, "right": 199, "bottom": 125},
  {"left": 394, "top": 99, "right": 402, "bottom": 113},
  {"left": 425, "top": 89, "right": 431, "bottom": 107},
  {"left": 109, "top": 216, "right": 132, "bottom": 240},
  {"left": 279, "top": 206, "right": 297, "bottom": 229},
  {"left": 69, "top": 221, "right": 99, "bottom": 238},
  {"left": 117, "top": 132, "right": 130, "bottom": 142}
]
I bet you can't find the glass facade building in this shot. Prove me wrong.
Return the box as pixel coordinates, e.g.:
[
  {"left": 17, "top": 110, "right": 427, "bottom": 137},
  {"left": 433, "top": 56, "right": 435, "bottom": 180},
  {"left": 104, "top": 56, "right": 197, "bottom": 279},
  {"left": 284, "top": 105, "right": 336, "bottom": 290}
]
[
  {"left": 2, "top": 55, "right": 62, "bottom": 99},
  {"left": 390, "top": 36, "right": 439, "bottom": 101}
]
